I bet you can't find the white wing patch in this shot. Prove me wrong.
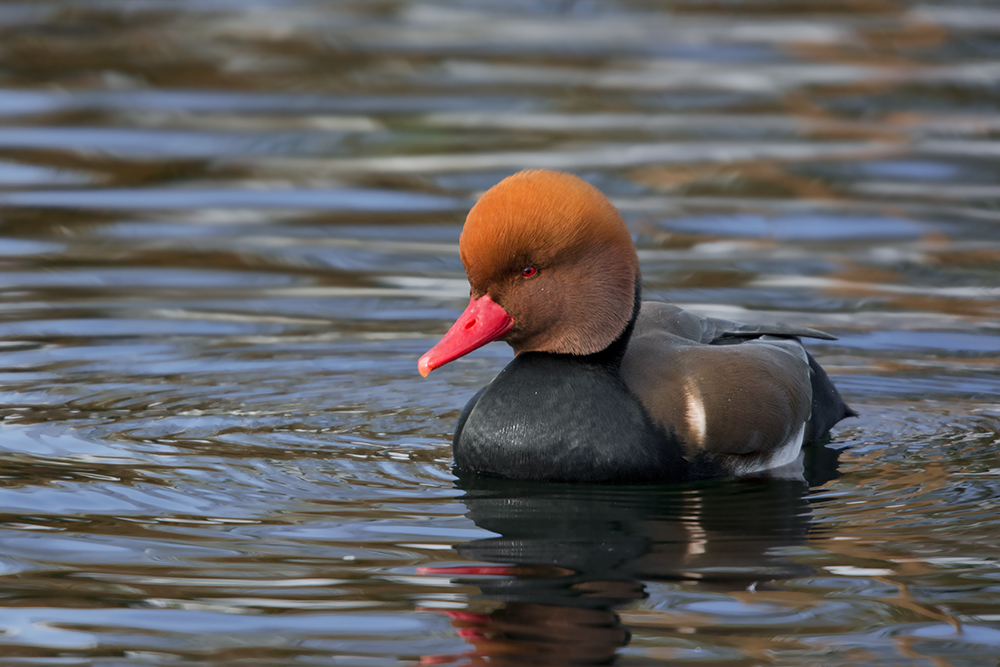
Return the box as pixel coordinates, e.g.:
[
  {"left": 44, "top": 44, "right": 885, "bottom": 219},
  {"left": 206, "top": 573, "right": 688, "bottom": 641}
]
[
  {"left": 684, "top": 382, "right": 707, "bottom": 447},
  {"left": 731, "top": 420, "right": 807, "bottom": 476}
]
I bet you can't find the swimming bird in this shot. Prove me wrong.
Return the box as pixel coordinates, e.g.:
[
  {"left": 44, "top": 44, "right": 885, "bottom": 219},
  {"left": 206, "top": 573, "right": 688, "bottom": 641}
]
[{"left": 419, "top": 170, "right": 855, "bottom": 483}]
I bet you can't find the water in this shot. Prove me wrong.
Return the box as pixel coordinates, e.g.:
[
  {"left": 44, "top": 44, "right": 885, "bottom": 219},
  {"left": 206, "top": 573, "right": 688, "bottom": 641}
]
[{"left": 1, "top": 1, "right": 999, "bottom": 664}]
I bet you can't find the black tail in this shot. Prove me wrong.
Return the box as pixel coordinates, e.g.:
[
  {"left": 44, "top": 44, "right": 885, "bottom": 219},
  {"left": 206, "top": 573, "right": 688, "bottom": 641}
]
[{"left": 804, "top": 352, "right": 856, "bottom": 445}]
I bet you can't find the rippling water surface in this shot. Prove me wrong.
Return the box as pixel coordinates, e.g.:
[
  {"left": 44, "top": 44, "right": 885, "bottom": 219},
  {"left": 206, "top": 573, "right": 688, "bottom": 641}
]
[{"left": 1, "top": 1, "right": 999, "bottom": 664}]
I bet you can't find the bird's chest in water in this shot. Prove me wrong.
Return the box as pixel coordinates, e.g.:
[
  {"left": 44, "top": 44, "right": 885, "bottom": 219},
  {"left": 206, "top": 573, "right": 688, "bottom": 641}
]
[{"left": 452, "top": 357, "right": 681, "bottom": 483}]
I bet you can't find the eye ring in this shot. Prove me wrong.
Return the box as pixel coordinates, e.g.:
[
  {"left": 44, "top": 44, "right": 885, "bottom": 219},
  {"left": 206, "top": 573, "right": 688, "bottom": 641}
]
[{"left": 521, "top": 265, "right": 537, "bottom": 278}]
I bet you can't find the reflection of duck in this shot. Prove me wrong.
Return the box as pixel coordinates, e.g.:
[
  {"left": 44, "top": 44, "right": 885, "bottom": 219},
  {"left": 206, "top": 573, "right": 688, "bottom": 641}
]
[
  {"left": 422, "top": 451, "right": 840, "bottom": 665},
  {"left": 419, "top": 170, "right": 854, "bottom": 483}
]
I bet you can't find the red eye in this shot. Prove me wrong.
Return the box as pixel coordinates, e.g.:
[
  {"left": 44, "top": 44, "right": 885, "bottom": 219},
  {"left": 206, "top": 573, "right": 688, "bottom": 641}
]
[{"left": 521, "top": 265, "right": 537, "bottom": 278}]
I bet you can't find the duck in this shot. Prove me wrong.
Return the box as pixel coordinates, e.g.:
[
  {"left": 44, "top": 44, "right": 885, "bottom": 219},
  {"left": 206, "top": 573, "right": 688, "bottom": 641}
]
[{"left": 418, "top": 170, "right": 855, "bottom": 484}]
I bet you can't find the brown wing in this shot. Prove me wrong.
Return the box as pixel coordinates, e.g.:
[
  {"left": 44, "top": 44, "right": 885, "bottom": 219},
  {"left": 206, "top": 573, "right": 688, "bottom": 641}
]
[{"left": 622, "top": 302, "right": 813, "bottom": 462}]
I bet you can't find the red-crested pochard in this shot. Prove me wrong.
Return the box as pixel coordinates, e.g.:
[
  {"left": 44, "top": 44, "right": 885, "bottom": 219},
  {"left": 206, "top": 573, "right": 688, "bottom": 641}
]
[{"left": 419, "top": 170, "right": 855, "bottom": 483}]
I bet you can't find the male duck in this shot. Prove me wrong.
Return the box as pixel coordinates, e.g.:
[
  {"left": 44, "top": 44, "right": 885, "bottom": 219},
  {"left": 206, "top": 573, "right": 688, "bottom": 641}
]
[{"left": 419, "top": 170, "right": 854, "bottom": 483}]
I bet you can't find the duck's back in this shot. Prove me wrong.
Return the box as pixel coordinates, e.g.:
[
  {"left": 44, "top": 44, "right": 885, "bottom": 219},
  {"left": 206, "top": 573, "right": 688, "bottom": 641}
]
[{"left": 621, "top": 302, "right": 854, "bottom": 475}]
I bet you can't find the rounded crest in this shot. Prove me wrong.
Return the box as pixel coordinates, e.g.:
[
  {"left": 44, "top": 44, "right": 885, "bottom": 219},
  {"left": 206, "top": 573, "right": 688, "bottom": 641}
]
[
  {"left": 458, "top": 170, "right": 640, "bottom": 356},
  {"left": 460, "top": 170, "right": 635, "bottom": 290}
]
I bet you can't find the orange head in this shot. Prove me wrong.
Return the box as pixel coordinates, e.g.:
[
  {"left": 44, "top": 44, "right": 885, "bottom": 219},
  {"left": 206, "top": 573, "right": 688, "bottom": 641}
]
[{"left": 419, "top": 170, "right": 640, "bottom": 376}]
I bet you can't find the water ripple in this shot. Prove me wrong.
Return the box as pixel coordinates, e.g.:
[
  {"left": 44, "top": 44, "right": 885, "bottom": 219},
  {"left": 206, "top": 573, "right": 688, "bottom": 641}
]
[{"left": 1, "top": 1, "right": 999, "bottom": 664}]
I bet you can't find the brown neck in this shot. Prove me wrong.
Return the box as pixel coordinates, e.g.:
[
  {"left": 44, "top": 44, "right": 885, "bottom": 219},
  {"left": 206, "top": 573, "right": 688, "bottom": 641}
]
[
  {"left": 579, "top": 276, "right": 643, "bottom": 368},
  {"left": 503, "top": 237, "right": 641, "bottom": 358}
]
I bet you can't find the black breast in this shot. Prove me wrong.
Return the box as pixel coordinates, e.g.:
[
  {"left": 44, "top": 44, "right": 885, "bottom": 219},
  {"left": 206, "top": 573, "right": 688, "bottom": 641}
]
[{"left": 452, "top": 352, "right": 688, "bottom": 484}]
